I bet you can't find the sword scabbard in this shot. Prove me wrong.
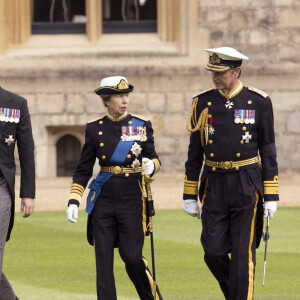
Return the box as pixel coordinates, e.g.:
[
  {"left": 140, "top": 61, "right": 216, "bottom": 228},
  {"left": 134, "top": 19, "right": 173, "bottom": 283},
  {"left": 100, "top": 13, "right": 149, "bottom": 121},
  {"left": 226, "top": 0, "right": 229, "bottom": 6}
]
[{"left": 262, "top": 215, "right": 270, "bottom": 287}]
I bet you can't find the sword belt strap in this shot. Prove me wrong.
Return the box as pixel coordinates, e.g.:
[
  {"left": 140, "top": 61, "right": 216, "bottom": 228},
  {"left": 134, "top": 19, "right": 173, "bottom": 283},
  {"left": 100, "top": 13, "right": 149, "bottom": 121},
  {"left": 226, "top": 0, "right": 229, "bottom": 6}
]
[
  {"left": 101, "top": 166, "right": 143, "bottom": 175},
  {"left": 205, "top": 156, "right": 259, "bottom": 170}
]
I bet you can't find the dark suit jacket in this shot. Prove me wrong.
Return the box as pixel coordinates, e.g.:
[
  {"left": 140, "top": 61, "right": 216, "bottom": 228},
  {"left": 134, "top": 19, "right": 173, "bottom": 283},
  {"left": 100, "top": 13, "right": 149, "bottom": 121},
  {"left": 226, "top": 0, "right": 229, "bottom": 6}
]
[{"left": 0, "top": 87, "right": 35, "bottom": 241}]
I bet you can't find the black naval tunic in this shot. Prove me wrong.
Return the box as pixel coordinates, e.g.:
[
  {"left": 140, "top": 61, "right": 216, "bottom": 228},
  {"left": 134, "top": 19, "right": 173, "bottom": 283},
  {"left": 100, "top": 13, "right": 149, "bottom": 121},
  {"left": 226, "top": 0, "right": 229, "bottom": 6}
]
[
  {"left": 0, "top": 87, "right": 35, "bottom": 241},
  {"left": 183, "top": 82, "right": 279, "bottom": 300},
  {"left": 69, "top": 112, "right": 162, "bottom": 300}
]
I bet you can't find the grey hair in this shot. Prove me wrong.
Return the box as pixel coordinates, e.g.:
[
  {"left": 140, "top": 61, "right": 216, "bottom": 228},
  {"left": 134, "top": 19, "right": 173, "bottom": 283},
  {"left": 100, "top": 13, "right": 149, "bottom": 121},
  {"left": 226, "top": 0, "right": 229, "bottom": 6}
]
[
  {"left": 231, "top": 68, "right": 242, "bottom": 78},
  {"left": 99, "top": 94, "right": 111, "bottom": 107}
]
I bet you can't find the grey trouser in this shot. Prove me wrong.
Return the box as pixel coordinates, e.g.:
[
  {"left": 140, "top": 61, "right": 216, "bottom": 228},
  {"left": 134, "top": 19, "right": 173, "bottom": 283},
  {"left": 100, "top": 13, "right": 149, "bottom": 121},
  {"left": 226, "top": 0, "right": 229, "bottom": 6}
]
[{"left": 0, "top": 176, "right": 16, "bottom": 300}]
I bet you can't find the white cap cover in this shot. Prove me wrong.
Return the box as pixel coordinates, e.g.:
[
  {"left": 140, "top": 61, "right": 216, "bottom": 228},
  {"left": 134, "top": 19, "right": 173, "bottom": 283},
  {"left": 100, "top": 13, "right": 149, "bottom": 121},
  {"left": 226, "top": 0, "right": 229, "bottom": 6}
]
[{"left": 204, "top": 47, "right": 248, "bottom": 72}]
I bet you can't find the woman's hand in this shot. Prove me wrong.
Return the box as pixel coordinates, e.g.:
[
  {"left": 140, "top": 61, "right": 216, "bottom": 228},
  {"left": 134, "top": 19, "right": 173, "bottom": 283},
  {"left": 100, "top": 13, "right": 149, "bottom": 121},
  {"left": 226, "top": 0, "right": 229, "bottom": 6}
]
[
  {"left": 66, "top": 204, "right": 79, "bottom": 223},
  {"left": 142, "top": 158, "right": 155, "bottom": 176}
]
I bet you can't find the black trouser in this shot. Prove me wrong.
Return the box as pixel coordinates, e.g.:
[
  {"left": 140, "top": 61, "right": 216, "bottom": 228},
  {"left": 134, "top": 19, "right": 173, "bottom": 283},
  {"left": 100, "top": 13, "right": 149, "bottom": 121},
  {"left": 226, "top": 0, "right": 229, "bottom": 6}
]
[
  {"left": 200, "top": 169, "right": 260, "bottom": 300},
  {"left": 92, "top": 174, "right": 161, "bottom": 300}
]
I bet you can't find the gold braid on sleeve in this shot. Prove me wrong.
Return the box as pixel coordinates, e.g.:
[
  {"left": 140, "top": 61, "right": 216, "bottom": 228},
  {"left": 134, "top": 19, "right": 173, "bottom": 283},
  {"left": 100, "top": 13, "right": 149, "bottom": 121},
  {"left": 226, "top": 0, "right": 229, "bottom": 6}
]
[{"left": 186, "top": 97, "right": 209, "bottom": 147}]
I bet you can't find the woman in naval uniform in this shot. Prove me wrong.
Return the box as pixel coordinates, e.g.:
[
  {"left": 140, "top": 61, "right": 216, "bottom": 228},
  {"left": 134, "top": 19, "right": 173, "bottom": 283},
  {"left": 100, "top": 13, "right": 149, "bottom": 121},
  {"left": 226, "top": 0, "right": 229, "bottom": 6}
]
[{"left": 66, "top": 76, "right": 162, "bottom": 300}]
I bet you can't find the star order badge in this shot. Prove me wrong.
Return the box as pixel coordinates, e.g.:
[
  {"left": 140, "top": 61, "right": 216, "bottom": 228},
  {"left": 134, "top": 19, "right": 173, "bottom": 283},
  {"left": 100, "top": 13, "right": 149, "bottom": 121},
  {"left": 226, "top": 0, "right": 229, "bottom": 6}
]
[
  {"left": 208, "top": 125, "right": 215, "bottom": 135},
  {"left": 225, "top": 100, "right": 233, "bottom": 109},
  {"left": 5, "top": 135, "right": 15, "bottom": 146},
  {"left": 242, "top": 131, "right": 252, "bottom": 143}
]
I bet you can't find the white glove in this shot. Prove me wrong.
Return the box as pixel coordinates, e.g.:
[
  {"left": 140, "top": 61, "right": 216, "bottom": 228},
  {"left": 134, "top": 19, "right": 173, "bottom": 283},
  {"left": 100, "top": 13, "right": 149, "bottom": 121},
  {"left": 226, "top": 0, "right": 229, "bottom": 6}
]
[
  {"left": 264, "top": 201, "right": 277, "bottom": 219},
  {"left": 183, "top": 199, "right": 201, "bottom": 219},
  {"left": 142, "top": 158, "right": 155, "bottom": 175},
  {"left": 66, "top": 204, "right": 78, "bottom": 223}
]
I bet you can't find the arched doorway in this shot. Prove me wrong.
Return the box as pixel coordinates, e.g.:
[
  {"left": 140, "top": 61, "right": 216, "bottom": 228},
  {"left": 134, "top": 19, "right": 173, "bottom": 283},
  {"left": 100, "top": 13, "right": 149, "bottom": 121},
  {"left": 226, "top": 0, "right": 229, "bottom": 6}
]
[{"left": 56, "top": 135, "right": 81, "bottom": 176}]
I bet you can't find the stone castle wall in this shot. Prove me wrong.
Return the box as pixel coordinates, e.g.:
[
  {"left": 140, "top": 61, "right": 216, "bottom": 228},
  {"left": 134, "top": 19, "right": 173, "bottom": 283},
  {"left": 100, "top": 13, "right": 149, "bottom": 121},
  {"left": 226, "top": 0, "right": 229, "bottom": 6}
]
[
  {"left": 197, "top": 0, "right": 300, "bottom": 172},
  {"left": 1, "top": 0, "right": 300, "bottom": 177}
]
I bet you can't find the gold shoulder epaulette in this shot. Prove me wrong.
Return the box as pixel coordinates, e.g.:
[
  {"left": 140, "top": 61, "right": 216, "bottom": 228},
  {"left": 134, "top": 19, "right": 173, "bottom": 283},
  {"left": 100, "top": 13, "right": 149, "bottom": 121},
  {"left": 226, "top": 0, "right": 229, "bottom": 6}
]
[
  {"left": 130, "top": 113, "right": 149, "bottom": 122},
  {"left": 248, "top": 86, "right": 268, "bottom": 98},
  {"left": 193, "top": 88, "right": 213, "bottom": 99},
  {"left": 87, "top": 115, "right": 105, "bottom": 124}
]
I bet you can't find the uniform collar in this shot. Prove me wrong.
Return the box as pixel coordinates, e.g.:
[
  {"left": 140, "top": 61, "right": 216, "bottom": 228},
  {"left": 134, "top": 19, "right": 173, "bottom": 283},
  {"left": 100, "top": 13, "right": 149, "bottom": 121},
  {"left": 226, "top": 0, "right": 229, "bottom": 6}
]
[
  {"left": 106, "top": 111, "right": 128, "bottom": 122},
  {"left": 219, "top": 81, "right": 243, "bottom": 99}
]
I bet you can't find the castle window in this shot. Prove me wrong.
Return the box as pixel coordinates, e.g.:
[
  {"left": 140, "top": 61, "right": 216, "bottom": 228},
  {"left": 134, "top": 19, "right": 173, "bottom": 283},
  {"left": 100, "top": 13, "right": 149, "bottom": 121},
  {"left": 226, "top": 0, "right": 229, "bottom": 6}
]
[
  {"left": 32, "top": 0, "right": 86, "bottom": 34},
  {"left": 102, "top": 0, "right": 157, "bottom": 33}
]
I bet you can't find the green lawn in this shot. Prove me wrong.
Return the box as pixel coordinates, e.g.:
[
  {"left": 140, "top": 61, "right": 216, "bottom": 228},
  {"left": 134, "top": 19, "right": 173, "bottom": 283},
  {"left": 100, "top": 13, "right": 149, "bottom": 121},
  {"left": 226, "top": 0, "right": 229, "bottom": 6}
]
[{"left": 3, "top": 208, "right": 300, "bottom": 299}]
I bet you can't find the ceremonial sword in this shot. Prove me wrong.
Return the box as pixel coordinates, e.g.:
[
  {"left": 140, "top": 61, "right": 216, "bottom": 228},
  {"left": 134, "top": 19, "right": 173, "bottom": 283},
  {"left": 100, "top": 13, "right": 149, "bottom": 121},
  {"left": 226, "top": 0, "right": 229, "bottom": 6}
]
[
  {"left": 262, "top": 214, "right": 270, "bottom": 287},
  {"left": 144, "top": 172, "right": 157, "bottom": 298}
]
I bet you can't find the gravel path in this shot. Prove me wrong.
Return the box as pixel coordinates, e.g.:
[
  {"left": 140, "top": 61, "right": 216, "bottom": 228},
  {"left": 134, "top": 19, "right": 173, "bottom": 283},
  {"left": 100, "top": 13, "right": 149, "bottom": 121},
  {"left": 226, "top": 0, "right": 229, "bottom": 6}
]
[{"left": 14, "top": 172, "right": 300, "bottom": 212}]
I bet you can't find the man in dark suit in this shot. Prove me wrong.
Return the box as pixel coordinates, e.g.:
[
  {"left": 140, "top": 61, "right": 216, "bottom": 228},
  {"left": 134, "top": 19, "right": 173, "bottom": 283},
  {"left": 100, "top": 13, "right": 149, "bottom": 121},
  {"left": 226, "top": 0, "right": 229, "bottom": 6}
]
[
  {"left": 183, "top": 47, "right": 278, "bottom": 300},
  {"left": 0, "top": 86, "right": 35, "bottom": 299}
]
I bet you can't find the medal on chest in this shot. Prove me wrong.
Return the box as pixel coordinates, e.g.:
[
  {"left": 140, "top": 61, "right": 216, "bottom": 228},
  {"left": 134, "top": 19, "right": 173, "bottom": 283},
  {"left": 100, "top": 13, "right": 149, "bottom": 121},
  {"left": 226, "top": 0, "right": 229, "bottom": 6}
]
[
  {"left": 208, "top": 117, "right": 215, "bottom": 135},
  {"left": 0, "top": 108, "right": 5, "bottom": 121},
  {"left": 121, "top": 126, "right": 147, "bottom": 141},
  {"left": 0, "top": 107, "right": 21, "bottom": 123},
  {"left": 234, "top": 109, "right": 255, "bottom": 124}
]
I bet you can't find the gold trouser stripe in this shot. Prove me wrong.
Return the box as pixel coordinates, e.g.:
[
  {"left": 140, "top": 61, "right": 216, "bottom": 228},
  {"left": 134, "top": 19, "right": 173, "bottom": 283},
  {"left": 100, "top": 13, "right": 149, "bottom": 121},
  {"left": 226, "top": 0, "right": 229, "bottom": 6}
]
[
  {"left": 142, "top": 258, "right": 159, "bottom": 300},
  {"left": 201, "top": 177, "right": 209, "bottom": 209},
  {"left": 247, "top": 190, "right": 259, "bottom": 300},
  {"left": 101, "top": 166, "right": 143, "bottom": 174},
  {"left": 142, "top": 195, "right": 147, "bottom": 235},
  {"left": 205, "top": 156, "right": 259, "bottom": 169},
  {"left": 138, "top": 181, "right": 147, "bottom": 235}
]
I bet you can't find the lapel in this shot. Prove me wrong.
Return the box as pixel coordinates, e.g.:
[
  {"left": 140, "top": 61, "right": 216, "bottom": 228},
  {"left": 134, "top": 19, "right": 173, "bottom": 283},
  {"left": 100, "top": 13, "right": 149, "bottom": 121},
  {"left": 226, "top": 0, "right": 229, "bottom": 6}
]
[{"left": 0, "top": 87, "right": 12, "bottom": 137}]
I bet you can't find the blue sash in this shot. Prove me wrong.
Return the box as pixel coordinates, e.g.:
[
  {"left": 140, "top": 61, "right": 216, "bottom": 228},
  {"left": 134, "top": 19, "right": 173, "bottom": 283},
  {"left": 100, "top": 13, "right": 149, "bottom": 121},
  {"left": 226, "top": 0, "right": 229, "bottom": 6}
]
[{"left": 85, "top": 117, "right": 144, "bottom": 213}]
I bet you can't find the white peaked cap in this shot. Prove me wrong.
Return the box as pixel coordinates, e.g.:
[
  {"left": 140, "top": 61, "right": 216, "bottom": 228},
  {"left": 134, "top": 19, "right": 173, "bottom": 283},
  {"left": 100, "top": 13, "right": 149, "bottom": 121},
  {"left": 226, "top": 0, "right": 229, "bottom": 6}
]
[
  {"left": 204, "top": 47, "right": 249, "bottom": 61},
  {"left": 94, "top": 76, "right": 134, "bottom": 95},
  {"left": 100, "top": 76, "right": 128, "bottom": 87}
]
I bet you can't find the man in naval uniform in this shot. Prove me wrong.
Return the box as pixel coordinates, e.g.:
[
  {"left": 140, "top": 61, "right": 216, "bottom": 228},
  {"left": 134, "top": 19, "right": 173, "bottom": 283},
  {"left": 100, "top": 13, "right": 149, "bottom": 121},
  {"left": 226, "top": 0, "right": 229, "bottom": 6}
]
[
  {"left": 183, "top": 47, "right": 279, "bottom": 300},
  {"left": 0, "top": 86, "right": 35, "bottom": 300},
  {"left": 66, "top": 76, "right": 162, "bottom": 300}
]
